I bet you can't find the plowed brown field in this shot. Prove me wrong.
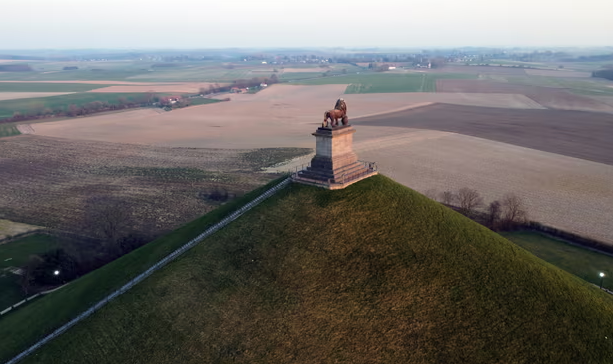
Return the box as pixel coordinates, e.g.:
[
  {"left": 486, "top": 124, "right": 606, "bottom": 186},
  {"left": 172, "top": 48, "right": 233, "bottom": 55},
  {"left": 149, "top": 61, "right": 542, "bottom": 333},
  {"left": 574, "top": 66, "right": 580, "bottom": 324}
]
[
  {"left": 354, "top": 103, "right": 613, "bottom": 166},
  {"left": 31, "top": 85, "right": 548, "bottom": 149},
  {"left": 436, "top": 79, "right": 613, "bottom": 112},
  {"left": 354, "top": 127, "right": 613, "bottom": 244},
  {"left": 0, "top": 135, "right": 308, "bottom": 236},
  {"left": 265, "top": 126, "right": 613, "bottom": 244},
  {"left": 430, "top": 65, "right": 528, "bottom": 75},
  {"left": 524, "top": 69, "right": 592, "bottom": 78}
]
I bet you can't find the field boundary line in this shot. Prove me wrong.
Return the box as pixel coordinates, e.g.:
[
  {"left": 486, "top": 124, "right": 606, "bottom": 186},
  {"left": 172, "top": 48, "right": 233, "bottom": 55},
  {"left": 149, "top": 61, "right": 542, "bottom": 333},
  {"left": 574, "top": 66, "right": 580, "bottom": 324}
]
[{"left": 4, "top": 178, "right": 291, "bottom": 364}]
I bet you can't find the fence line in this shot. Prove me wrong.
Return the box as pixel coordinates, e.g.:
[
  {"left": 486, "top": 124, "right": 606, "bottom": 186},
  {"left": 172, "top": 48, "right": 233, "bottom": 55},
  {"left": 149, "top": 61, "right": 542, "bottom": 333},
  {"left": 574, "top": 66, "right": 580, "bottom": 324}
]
[{"left": 5, "top": 178, "right": 291, "bottom": 364}]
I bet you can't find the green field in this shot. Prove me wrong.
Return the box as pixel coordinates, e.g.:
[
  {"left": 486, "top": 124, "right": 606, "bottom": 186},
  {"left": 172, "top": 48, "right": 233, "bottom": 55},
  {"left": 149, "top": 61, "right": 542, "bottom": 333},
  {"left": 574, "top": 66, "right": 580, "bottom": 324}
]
[
  {"left": 0, "top": 124, "right": 20, "bottom": 138},
  {"left": 0, "top": 178, "right": 287, "bottom": 363},
  {"left": 186, "top": 97, "right": 222, "bottom": 106},
  {"left": 0, "top": 83, "right": 108, "bottom": 92},
  {"left": 0, "top": 92, "right": 166, "bottom": 120},
  {"left": 504, "top": 232, "right": 613, "bottom": 290},
  {"left": 6, "top": 175, "right": 613, "bottom": 363},
  {"left": 298, "top": 73, "right": 476, "bottom": 93},
  {"left": 0, "top": 234, "right": 59, "bottom": 308},
  {"left": 0, "top": 60, "right": 364, "bottom": 83}
]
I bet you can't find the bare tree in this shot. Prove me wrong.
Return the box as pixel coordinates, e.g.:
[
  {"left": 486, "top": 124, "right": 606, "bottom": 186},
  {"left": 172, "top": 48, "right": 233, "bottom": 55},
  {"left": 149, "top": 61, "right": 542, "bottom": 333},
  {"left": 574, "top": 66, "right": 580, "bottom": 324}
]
[
  {"left": 487, "top": 200, "right": 502, "bottom": 230},
  {"left": 439, "top": 191, "right": 456, "bottom": 205},
  {"left": 501, "top": 193, "right": 528, "bottom": 229},
  {"left": 457, "top": 188, "right": 484, "bottom": 216},
  {"left": 20, "top": 255, "right": 43, "bottom": 295},
  {"left": 83, "top": 196, "right": 134, "bottom": 255}
]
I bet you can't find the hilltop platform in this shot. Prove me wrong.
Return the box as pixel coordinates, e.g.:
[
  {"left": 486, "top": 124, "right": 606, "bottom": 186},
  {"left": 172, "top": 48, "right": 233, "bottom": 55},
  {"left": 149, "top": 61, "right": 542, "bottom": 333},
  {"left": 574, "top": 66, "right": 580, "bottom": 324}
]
[{"left": 293, "top": 125, "right": 377, "bottom": 189}]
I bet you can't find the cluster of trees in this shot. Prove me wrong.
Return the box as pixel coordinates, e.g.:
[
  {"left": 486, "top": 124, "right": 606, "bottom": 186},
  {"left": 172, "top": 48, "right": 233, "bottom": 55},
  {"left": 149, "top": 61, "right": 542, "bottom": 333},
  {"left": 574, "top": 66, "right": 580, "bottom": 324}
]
[
  {"left": 198, "top": 75, "right": 279, "bottom": 95},
  {"left": 425, "top": 188, "right": 528, "bottom": 231},
  {"left": 592, "top": 69, "right": 613, "bottom": 81},
  {"left": 19, "top": 197, "right": 152, "bottom": 295}
]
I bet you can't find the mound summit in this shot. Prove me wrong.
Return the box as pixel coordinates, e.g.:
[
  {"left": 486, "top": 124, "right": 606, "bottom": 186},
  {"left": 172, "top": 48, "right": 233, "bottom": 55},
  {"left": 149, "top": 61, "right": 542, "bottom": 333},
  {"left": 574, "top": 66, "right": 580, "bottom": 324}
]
[{"left": 15, "top": 175, "right": 613, "bottom": 363}]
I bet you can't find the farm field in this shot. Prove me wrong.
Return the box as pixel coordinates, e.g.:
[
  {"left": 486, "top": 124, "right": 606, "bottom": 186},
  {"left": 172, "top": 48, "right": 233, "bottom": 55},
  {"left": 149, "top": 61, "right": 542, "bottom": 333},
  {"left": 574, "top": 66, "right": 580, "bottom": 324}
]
[
  {"left": 0, "top": 60, "right": 304, "bottom": 82},
  {"left": 354, "top": 103, "right": 613, "bottom": 165},
  {"left": 0, "top": 135, "right": 310, "bottom": 237},
  {"left": 437, "top": 79, "right": 613, "bottom": 112},
  {"left": 0, "top": 92, "right": 75, "bottom": 101},
  {"left": 0, "top": 124, "right": 20, "bottom": 138},
  {"left": 503, "top": 231, "right": 613, "bottom": 290},
  {"left": 86, "top": 82, "right": 221, "bottom": 93},
  {"left": 0, "top": 82, "right": 108, "bottom": 92},
  {"left": 0, "top": 219, "right": 39, "bottom": 241},
  {"left": 524, "top": 69, "right": 592, "bottom": 78},
  {"left": 0, "top": 92, "right": 171, "bottom": 120},
  {"left": 29, "top": 85, "right": 547, "bottom": 149},
  {"left": 350, "top": 127, "right": 613, "bottom": 244},
  {"left": 298, "top": 73, "right": 477, "bottom": 93},
  {"left": 19, "top": 83, "right": 613, "bottom": 246}
]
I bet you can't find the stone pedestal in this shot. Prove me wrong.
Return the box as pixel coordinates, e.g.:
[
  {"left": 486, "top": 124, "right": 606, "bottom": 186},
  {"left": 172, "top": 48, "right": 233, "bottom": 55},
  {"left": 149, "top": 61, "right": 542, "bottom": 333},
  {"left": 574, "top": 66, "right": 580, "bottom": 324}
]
[{"left": 293, "top": 125, "right": 377, "bottom": 190}]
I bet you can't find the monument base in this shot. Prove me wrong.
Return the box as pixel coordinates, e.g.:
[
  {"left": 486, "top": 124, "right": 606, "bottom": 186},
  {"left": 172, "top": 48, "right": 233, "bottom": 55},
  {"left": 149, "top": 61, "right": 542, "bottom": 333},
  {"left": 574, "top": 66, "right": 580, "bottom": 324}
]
[{"left": 292, "top": 125, "right": 377, "bottom": 190}]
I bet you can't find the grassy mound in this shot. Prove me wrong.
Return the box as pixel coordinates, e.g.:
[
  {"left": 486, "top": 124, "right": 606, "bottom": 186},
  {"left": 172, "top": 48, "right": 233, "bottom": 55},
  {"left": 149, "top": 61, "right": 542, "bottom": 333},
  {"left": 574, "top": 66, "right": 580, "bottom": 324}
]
[
  {"left": 0, "top": 177, "right": 287, "bottom": 363},
  {"left": 12, "top": 175, "right": 613, "bottom": 363}
]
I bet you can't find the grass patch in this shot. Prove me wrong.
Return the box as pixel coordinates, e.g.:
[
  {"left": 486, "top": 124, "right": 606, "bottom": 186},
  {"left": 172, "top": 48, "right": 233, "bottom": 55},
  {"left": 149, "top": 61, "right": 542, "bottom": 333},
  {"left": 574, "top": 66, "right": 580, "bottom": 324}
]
[
  {"left": 0, "top": 70, "right": 147, "bottom": 82},
  {"left": 0, "top": 177, "right": 288, "bottom": 363},
  {"left": 187, "top": 97, "right": 222, "bottom": 106},
  {"left": 0, "top": 234, "right": 59, "bottom": 269},
  {"left": 0, "top": 92, "right": 166, "bottom": 120},
  {"left": 0, "top": 83, "right": 109, "bottom": 92},
  {"left": 0, "top": 234, "right": 59, "bottom": 308},
  {"left": 298, "top": 73, "right": 476, "bottom": 93},
  {"left": 13, "top": 175, "right": 613, "bottom": 363},
  {"left": 504, "top": 231, "right": 613, "bottom": 290},
  {"left": 0, "top": 124, "right": 20, "bottom": 138}
]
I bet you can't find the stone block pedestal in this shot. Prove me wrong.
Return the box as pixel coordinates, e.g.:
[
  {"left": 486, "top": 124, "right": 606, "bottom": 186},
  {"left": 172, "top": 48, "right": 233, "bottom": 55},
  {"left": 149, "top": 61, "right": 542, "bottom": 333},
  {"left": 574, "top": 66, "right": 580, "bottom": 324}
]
[{"left": 293, "top": 125, "right": 377, "bottom": 190}]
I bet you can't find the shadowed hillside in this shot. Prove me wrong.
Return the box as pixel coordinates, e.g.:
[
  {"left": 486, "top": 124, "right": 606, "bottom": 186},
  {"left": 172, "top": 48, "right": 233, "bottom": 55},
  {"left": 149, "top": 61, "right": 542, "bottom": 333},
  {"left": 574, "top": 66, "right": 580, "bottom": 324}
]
[{"left": 13, "top": 175, "right": 613, "bottom": 363}]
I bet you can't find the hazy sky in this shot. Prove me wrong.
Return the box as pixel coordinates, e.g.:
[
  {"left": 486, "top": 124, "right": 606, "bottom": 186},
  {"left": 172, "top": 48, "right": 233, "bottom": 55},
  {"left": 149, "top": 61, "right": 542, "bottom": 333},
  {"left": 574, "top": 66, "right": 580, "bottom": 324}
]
[{"left": 2, "top": 0, "right": 611, "bottom": 49}]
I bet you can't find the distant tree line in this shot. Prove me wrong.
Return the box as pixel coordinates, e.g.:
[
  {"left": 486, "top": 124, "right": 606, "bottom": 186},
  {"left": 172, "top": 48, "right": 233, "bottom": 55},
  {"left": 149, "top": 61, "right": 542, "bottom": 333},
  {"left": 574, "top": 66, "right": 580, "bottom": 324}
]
[
  {"left": 425, "top": 188, "right": 528, "bottom": 231},
  {"left": 0, "top": 64, "right": 33, "bottom": 72},
  {"left": 198, "top": 75, "right": 279, "bottom": 95},
  {"left": 562, "top": 54, "right": 613, "bottom": 62}
]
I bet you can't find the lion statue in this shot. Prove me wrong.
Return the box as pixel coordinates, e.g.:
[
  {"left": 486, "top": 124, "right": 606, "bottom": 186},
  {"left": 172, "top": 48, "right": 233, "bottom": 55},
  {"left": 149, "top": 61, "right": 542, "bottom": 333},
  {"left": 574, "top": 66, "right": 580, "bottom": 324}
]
[{"left": 323, "top": 98, "right": 348, "bottom": 128}]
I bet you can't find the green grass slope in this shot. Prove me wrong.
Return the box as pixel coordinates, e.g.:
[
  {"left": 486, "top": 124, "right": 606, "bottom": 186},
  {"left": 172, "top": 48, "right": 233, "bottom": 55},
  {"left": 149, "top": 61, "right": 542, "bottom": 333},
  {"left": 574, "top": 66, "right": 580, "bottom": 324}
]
[
  {"left": 0, "top": 178, "right": 287, "bottom": 364},
  {"left": 0, "top": 124, "right": 20, "bottom": 138},
  {"left": 504, "top": 231, "right": 613, "bottom": 290},
  {"left": 11, "top": 175, "right": 613, "bottom": 363}
]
